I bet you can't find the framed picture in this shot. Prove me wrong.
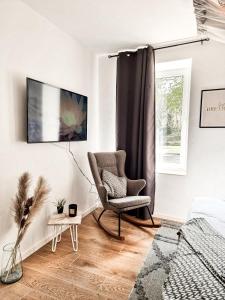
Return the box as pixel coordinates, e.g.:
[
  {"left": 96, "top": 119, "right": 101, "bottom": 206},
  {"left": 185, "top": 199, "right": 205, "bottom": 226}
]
[{"left": 200, "top": 88, "right": 225, "bottom": 128}]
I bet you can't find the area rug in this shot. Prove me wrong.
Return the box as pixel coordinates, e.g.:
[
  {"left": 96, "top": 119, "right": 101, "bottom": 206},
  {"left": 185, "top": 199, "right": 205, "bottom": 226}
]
[{"left": 129, "top": 220, "right": 182, "bottom": 300}]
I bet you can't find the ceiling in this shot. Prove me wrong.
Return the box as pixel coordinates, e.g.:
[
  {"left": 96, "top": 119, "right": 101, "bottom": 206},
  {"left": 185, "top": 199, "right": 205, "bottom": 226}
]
[{"left": 22, "top": 0, "right": 197, "bottom": 53}]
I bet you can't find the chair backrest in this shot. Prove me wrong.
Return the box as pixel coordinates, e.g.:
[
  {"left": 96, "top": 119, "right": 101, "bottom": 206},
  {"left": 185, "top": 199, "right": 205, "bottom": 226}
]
[{"left": 87, "top": 150, "right": 126, "bottom": 186}]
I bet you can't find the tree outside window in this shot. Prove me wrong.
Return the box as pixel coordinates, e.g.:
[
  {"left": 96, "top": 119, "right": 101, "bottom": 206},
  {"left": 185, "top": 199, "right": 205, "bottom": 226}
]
[{"left": 156, "top": 59, "right": 191, "bottom": 175}]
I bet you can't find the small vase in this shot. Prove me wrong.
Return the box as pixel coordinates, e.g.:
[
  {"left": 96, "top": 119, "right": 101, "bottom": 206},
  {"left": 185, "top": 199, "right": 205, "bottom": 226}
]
[
  {"left": 1, "top": 243, "right": 23, "bottom": 284},
  {"left": 57, "top": 206, "right": 64, "bottom": 214}
]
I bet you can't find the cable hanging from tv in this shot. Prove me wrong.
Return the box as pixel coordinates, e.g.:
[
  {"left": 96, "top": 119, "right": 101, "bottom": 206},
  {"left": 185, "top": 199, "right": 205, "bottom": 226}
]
[
  {"left": 53, "top": 142, "right": 97, "bottom": 195},
  {"left": 68, "top": 141, "right": 96, "bottom": 194}
]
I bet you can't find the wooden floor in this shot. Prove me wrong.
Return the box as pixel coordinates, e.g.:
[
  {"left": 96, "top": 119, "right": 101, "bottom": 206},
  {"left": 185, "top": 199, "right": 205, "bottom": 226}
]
[{"left": 0, "top": 210, "right": 158, "bottom": 300}]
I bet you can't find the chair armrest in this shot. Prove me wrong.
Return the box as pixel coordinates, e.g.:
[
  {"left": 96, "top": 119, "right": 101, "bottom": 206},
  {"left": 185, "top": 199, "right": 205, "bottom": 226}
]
[
  {"left": 97, "top": 184, "right": 108, "bottom": 205},
  {"left": 127, "top": 179, "right": 146, "bottom": 196}
]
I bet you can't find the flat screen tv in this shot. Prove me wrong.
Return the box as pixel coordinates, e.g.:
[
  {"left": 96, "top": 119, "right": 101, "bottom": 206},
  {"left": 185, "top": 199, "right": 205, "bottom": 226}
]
[{"left": 27, "top": 78, "right": 87, "bottom": 143}]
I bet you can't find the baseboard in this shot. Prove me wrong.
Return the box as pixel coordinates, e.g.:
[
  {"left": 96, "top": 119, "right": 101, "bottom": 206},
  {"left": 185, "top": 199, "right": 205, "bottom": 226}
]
[
  {"left": 21, "top": 202, "right": 99, "bottom": 261},
  {"left": 153, "top": 213, "right": 185, "bottom": 223},
  {"left": 82, "top": 202, "right": 100, "bottom": 217},
  {"left": 19, "top": 206, "right": 184, "bottom": 261}
]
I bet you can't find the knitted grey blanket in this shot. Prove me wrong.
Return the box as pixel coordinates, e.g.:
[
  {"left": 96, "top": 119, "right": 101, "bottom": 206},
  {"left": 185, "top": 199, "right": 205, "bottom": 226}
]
[{"left": 163, "top": 218, "right": 225, "bottom": 299}]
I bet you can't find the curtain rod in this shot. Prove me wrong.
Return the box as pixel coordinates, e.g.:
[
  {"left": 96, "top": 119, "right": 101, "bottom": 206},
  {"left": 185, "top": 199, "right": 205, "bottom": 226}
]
[{"left": 108, "top": 37, "right": 210, "bottom": 58}]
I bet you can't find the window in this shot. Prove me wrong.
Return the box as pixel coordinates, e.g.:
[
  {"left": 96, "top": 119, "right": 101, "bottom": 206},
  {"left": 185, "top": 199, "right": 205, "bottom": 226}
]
[{"left": 155, "top": 59, "right": 192, "bottom": 175}]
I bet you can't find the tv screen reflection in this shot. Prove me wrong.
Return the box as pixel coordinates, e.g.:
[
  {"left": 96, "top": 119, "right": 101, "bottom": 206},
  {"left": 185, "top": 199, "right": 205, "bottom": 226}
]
[{"left": 27, "top": 78, "right": 87, "bottom": 143}]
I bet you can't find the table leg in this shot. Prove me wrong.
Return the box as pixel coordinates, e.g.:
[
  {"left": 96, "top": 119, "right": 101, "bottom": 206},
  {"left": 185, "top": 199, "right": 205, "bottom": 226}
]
[
  {"left": 52, "top": 225, "right": 62, "bottom": 252},
  {"left": 70, "top": 224, "right": 78, "bottom": 252},
  {"left": 57, "top": 226, "right": 62, "bottom": 242}
]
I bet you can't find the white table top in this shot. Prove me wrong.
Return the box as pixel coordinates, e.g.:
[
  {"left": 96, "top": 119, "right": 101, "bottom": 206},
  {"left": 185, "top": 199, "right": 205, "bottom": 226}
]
[{"left": 48, "top": 213, "right": 82, "bottom": 225}]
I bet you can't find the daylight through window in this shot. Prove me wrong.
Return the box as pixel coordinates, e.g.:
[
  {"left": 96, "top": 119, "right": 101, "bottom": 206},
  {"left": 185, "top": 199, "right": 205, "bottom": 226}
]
[{"left": 155, "top": 59, "right": 192, "bottom": 175}]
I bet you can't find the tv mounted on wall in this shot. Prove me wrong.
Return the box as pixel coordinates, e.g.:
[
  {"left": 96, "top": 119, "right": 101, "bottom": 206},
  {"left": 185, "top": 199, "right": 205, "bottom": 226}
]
[{"left": 27, "top": 78, "right": 88, "bottom": 143}]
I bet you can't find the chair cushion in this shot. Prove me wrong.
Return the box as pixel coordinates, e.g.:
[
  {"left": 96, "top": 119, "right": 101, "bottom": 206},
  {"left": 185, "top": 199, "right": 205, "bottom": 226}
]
[
  {"left": 109, "top": 196, "right": 150, "bottom": 209},
  {"left": 102, "top": 169, "right": 127, "bottom": 198}
]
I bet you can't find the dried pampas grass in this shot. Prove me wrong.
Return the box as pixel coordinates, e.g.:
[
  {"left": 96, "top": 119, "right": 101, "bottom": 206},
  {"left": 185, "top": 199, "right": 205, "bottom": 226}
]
[
  {"left": 13, "top": 172, "right": 50, "bottom": 247},
  {"left": 3, "top": 172, "right": 50, "bottom": 282}
]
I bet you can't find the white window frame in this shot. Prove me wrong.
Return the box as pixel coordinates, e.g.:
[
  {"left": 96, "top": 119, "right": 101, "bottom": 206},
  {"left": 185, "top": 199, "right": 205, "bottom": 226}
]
[{"left": 155, "top": 59, "right": 192, "bottom": 176}]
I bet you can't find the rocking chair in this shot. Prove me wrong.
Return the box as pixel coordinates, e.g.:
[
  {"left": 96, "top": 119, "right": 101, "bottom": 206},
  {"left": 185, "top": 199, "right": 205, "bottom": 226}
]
[{"left": 88, "top": 150, "right": 160, "bottom": 240}]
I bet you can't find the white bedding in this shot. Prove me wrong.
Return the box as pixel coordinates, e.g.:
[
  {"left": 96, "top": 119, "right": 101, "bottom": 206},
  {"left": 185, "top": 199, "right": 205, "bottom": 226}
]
[{"left": 189, "top": 197, "right": 225, "bottom": 238}]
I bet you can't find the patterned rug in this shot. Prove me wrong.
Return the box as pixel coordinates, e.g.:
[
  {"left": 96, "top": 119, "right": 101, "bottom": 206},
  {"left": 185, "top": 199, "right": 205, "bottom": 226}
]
[{"left": 129, "top": 220, "right": 182, "bottom": 300}]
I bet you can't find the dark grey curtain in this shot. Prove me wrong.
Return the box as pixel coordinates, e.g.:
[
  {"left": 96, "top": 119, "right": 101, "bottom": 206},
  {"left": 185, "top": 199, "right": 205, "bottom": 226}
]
[{"left": 116, "top": 46, "right": 155, "bottom": 219}]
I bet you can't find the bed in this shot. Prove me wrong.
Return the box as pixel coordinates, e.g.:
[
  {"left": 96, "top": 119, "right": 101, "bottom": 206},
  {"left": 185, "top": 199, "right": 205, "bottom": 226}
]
[
  {"left": 188, "top": 196, "right": 225, "bottom": 238},
  {"left": 162, "top": 197, "right": 225, "bottom": 300}
]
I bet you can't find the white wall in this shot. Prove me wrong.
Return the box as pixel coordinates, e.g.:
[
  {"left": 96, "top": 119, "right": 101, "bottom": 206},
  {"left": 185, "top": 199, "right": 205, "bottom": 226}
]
[
  {"left": 98, "top": 40, "right": 225, "bottom": 222},
  {"left": 0, "top": 0, "right": 99, "bottom": 260},
  {"left": 98, "top": 56, "right": 116, "bottom": 151}
]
